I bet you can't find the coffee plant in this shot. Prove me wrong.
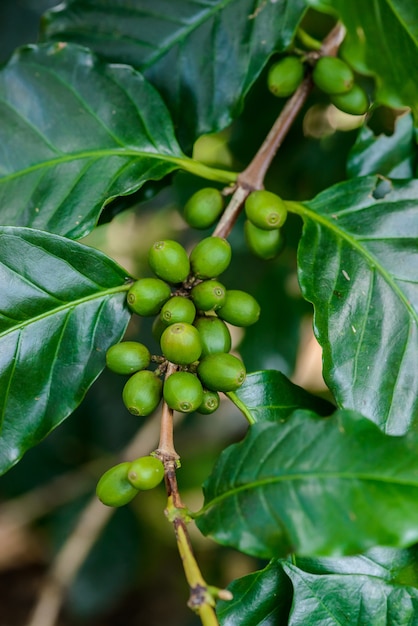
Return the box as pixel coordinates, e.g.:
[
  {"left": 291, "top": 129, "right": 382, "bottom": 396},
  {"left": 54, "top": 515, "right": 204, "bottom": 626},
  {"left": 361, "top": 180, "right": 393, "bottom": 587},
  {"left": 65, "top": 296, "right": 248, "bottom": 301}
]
[{"left": 1, "top": 1, "right": 418, "bottom": 624}]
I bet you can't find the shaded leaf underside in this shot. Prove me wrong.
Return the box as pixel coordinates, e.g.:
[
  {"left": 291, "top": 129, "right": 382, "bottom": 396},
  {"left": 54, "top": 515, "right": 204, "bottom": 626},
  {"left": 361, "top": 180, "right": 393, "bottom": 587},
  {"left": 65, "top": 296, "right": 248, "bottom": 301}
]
[{"left": 41, "top": 0, "right": 307, "bottom": 147}]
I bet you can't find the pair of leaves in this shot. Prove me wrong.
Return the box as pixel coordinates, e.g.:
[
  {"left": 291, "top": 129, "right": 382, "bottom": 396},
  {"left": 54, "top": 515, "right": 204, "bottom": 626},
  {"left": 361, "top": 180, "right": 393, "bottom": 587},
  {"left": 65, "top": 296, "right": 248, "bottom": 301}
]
[
  {"left": 217, "top": 549, "right": 418, "bottom": 625},
  {"left": 196, "top": 408, "right": 418, "bottom": 559},
  {"left": 41, "top": 0, "right": 307, "bottom": 149},
  {"left": 0, "top": 227, "right": 131, "bottom": 475},
  {"left": 306, "top": 0, "right": 418, "bottom": 119}
]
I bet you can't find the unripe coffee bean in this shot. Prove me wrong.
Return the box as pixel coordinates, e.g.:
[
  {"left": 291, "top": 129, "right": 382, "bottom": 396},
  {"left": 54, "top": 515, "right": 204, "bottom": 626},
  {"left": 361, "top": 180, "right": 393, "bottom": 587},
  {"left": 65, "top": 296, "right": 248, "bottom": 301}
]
[
  {"left": 193, "top": 316, "right": 231, "bottom": 357},
  {"left": 160, "top": 296, "right": 196, "bottom": 325},
  {"left": 160, "top": 322, "right": 202, "bottom": 365},
  {"left": 191, "top": 280, "right": 226, "bottom": 311},
  {"left": 183, "top": 188, "right": 224, "bottom": 229},
  {"left": 267, "top": 56, "right": 304, "bottom": 97},
  {"left": 127, "top": 277, "right": 171, "bottom": 316},
  {"left": 106, "top": 341, "right": 151, "bottom": 375},
  {"left": 312, "top": 56, "right": 354, "bottom": 94},
  {"left": 163, "top": 371, "right": 204, "bottom": 413},
  {"left": 197, "top": 389, "right": 220, "bottom": 414},
  {"left": 122, "top": 370, "right": 163, "bottom": 416},
  {"left": 330, "top": 84, "right": 369, "bottom": 115},
  {"left": 245, "top": 190, "right": 288, "bottom": 230},
  {"left": 148, "top": 240, "right": 190, "bottom": 284},
  {"left": 96, "top": 462, "right": 138, "bottom": 507},
  {"left": 244, "top": 220, "right": 285, "bottom": 260},
  {"left": 197, "top": 353, "right": 246, "bottom": 392},
  {"left": 190, "top": 237, "right": 231, "bottom": 279},
  {"left": 127, "top": 456, "right": 164, "bottom": 490},
  {"left": 217, "top": 290, "right": 260, "bottom": 327}
]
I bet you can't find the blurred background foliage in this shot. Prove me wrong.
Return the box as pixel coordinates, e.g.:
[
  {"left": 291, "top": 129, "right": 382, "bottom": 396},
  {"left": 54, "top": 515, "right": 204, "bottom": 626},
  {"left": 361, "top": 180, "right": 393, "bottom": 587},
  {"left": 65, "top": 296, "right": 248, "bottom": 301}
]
[{"left": 0, "top": 1, "right": 381, "bottom": 624}]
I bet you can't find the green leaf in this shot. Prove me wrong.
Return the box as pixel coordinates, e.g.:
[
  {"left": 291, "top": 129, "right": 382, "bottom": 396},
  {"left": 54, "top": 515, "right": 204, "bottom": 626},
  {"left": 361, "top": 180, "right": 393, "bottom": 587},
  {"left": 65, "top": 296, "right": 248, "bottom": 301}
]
[
  {"left": 0, "top": 227, "right": 131, "bottom": 475},
  {"left": 195, "top": 410, "right": 418, "bottom": 558},
  {"left": 0, "top": 43, "right": 232, "bottom": 239},
  {"left": 348, "top": 113, "right": 417, "bottom": 179},
  {"left": 291, "top": 176, "right": 418, "bottom": 434},
  {"left": 283, "top": 561, "right": 418, "bottom": 625},
  {"left": 228, "top": 370, "right": 334, "bottom": 424},
  {"left": 41, "top": 0, "right": 307, "bottom": 148},
  {"left": 217, "top": 559, "right": 293, "bottom": 625},
  {"left": 306, "top": 0, "right": 418, "bottom": 118}
]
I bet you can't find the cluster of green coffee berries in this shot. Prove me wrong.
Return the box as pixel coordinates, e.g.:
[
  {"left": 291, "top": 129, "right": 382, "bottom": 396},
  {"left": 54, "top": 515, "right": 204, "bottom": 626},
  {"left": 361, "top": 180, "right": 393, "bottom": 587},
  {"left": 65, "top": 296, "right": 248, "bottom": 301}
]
[
  {"left": 106, "top": 236, "right": 260, "bottom": 419},
  {"left": 182, "top": 187, "right": 287, "bottom": 261},
  {"left": 97, "top": 455, "right": 164, "bottom": 507},
  {"left": 268, "top": 53, "right": 369, "bottom": 116}
]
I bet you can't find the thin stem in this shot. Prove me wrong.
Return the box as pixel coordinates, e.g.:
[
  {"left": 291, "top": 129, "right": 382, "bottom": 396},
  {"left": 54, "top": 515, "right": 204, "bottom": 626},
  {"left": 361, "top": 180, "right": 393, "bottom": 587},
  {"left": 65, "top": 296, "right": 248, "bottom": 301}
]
[
  {"left": 213, "top": 21, "right": 346, "bottom": 240},
  {"left": 155, "top": 362, "right": 180, "bottom": 462}
]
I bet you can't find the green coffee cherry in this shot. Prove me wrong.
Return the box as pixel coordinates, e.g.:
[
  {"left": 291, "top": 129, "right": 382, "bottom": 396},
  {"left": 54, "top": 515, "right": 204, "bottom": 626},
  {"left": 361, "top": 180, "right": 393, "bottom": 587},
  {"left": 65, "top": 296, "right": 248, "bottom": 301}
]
[
  {"left": 312, "top": 56, "right": 354, "bottom": 94},
  {"left": 217, "top": 290, "right": 260, "bottom": 327},
  {"left": 160, "top": 322, "right": 202, "bottom": 365},
  {"left": 163, "top": 371, "right": 204, "bottom": 413},
  {"left": 183, "top": 188, "right": 224, "bottom": 229},
  {"left": 190, "top": 237, "right": 232, "bottom": 279},
  {"left": 191, "top": 280, "right": 227, "bottom": 311},
  {"left": 245, "top": 190, "right": 288, "bottom": 230},
  {"left": 330, "top": 84, "right": 369, "bottom": 115},
  {"left": 148, "top": 240, "right": 190, "bottom": 284},
  {"left": 244, "top": 220, "right": 285, "bottom": 260},
  {"left": 122, "top": 370, "right": 163, "bottom": 416},
  {"left": 96, "top": 462, "right": 138, "bottom": 508},
  {"left": 127, "top": 456, "right": 164, "bottom": 490},
  {"left": 197, "top": 353, "right": 246, "bottom": 392},
  {"left": 127, "top": 277, "right": 171, "bottom": 316},
  {"left": 267, "top": 56, "right": 304, "bottom": 97},
  {"left": 106, "top": 341, "right": 151, "bottom": 375},
  {"left": 197, "top": 389, "right": 220, "bottom": 414},
  {"left": 193, "top": 316, "right": 231, "bottom": 357},
  {"left": 160, "top": 296, "right": 196, "bottom": 326}
]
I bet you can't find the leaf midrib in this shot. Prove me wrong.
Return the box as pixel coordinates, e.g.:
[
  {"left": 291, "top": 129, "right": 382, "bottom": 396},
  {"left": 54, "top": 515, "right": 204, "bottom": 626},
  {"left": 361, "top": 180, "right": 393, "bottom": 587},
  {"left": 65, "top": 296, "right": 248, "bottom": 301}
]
[
  {"left": 288, "top": 201, "right": 418, "bottom": 324},
  {"left": 0, "top": 283, "right": 130, "bottom": 339},
  {"left": 198, "top": 471, "right": 418, "bottom": 515}
]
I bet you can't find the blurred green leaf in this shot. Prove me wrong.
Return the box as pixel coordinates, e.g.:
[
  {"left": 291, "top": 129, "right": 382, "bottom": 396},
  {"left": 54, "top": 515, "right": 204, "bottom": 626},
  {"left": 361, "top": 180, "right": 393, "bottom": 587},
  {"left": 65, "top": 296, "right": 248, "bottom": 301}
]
[
  {"left": 348, "top": 113, "right": 417, "bottom": 179},
  {"left": 195, "top": 410, "right": 418, "bottom": 558},
  {"left": 0, "top": 227, "right": 131, "bottom": 475},
  {"left": 41, "top": 0, "right": 307, "bottom": 149},
  {"left": 228, "top": 370, "right": 333, "bottom": 424},
  {"left": 0, "top": 43, "right": 231, "bottom": 239},
  {"left": 306, "top": 0, "right": 418, "bottom": 117},
  {"left": 283, "top": 561, "right": 418, "bottom": 625},
  {"left": 293, "top": 176, "right": 418, "bottom": 434}
]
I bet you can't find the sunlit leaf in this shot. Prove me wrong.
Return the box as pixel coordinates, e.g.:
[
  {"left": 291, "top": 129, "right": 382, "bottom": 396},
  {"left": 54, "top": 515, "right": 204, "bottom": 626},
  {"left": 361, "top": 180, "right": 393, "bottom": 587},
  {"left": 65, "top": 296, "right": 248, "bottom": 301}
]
[
  {"left": 196, "top": 410, "right": 418, "bottom": 558},
  {"left": 292, "top": 175, "right": 418, "bottom": 433},
  {"left": 0, "top": 226, "right": 131, "bottom": 474}
]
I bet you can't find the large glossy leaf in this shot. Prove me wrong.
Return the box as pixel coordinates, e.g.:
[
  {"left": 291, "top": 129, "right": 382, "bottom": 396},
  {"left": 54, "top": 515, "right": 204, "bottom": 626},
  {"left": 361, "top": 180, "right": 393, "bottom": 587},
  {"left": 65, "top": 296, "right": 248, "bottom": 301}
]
[
  {"left": 283, "top": 562, "right": 418, "bottom": 625},
  {"left": 195, "top": 410, "right": 418, "bottom": 558},
  {"left": 0, "top": 43, "right": 232, "bottom": 239},
  {"left": 41, "top": 0, "right": 307, "bottom": 148},
  {"left": 228, "top": 370, "right": 334, "bottom": 424},
  {"left": 347, "top": 113, "right": 417, "bottom": 179},
  {"left": 0, "top": 226, "right": 131, "bottom": 475},
  {"left": 291, "top": 175, "right": 418, "bottom": 434},
  {"left": 217, "top": 559, "right": 293, "bottom": 625},
  {"left": 306, "top": 0, "right": 418, "bottom": 118}
]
